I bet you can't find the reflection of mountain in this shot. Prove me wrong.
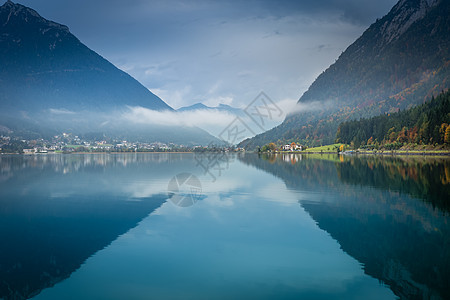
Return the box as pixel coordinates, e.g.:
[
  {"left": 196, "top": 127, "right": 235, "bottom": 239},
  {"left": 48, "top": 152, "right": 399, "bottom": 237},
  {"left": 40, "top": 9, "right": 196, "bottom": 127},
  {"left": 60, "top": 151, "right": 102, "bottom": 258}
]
[
  {"left": 239, "top": 154, "right": 450, "bottom": 299},
  {"left": 0, "top": 155, "right": 171, "bottom": 300}
]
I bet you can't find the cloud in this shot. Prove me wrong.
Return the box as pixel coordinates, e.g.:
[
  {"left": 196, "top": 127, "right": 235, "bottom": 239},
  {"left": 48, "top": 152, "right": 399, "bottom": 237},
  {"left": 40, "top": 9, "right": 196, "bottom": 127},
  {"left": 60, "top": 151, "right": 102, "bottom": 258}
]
[
  {"left": 121, "top": 104, "right": 287, "bottom": 139},
  {"left": 287, "top": 100, "right": 335, "bottom": 116},
  {"left": 49, "top": 108, "right": 76, "bottom": 115},
  {"left": 122, "top": 106, "right": 236, "bottom": 128},
  {"left": 19, "top": 0, "right": 397, "bottom": 112}
]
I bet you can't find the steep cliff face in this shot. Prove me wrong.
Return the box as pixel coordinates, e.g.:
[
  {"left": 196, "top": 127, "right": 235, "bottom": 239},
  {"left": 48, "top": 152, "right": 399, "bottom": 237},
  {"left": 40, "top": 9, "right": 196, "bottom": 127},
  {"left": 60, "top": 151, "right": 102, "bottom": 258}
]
[{"left": 241, "top": 0, "right": 450, "bottom": 149}]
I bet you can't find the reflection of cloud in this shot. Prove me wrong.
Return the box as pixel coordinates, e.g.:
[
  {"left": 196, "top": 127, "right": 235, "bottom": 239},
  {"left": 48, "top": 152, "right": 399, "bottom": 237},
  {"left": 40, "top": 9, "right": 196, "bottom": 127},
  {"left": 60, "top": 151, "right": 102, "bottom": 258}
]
[
  {"left": 124, "top": 177, "right": 175, "bottom": 199},
  {"left": 255, "top": 181, "right": 300, "bottom": 205},
  {"left": 201, "top": 176, "right": 249, "bottom": 194},
  {"left": 204, "top": 194, "right": 234, "bottom": 207}
]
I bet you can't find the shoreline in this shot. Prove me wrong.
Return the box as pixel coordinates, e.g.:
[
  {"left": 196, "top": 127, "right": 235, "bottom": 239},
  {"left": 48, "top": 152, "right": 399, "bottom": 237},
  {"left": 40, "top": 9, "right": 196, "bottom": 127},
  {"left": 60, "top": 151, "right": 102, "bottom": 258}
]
[
  {"left": 1, "top": 151, "right": 195, "bottom": 155},
  {"left": 2, "top": 150, "right": 450, "bottom": 157},
  {"left": 272, "top": 151, "right": 450, "bottom": 156}
]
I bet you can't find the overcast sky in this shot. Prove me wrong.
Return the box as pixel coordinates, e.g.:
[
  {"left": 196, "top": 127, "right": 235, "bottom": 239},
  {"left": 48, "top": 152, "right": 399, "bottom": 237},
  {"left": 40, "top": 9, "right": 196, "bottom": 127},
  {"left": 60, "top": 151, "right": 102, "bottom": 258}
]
[{"left": 19, "top": 0, "right": 397, "bottom": 110}]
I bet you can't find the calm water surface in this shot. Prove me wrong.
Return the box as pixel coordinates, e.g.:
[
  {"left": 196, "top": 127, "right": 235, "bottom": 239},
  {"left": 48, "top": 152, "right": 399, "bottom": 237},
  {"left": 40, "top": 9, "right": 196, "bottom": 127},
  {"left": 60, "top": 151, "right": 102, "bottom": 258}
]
[{"left": 0, "top": 153, "right": 449, "bottom": 299}]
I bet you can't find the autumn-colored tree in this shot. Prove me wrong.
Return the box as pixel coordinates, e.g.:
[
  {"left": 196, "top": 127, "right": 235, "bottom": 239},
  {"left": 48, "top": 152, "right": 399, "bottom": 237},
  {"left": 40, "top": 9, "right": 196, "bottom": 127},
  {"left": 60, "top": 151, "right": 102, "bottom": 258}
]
[
  {"left": 408, "top": 126, "right": 418, "bottom": 143},
  {"left": 440, "top": 123, "right": 449, "bottom": 143},
  {"left": 445, "top": 126, "right": 450, "bottom": 144},
  {"left": 386, "top": 127, "right": 396, "bottom": 142},
  {"left": 396, "top": 127, "right": 408, "bottom": 143},
  {"left": 268, "top": 142, "right": 277, "bottom": 151},
  {"left": 367, "top": 137, "right": 374, "bottom": 145},
  {"left": 389, "top": 131, "right": 397, "bottom": 143}
]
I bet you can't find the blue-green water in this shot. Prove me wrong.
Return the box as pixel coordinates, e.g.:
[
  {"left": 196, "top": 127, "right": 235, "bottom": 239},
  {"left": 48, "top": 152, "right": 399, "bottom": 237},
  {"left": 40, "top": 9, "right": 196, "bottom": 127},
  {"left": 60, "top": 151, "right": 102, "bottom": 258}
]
[{"left": 0, "top": 153, "right": 449, "bottom": 299}]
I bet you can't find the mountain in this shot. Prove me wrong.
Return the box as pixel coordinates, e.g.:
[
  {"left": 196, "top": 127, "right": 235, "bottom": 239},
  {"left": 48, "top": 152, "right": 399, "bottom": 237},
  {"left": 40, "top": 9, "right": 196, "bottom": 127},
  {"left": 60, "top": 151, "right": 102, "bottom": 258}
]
[
  {"left": 0, "top": 0, "right": 170, "bottom": 112},
  {"left": 177, "top": 103, "right": 245, "bottom": 116},
  {"left": 0, "top": 1, "right": 218, "bottom": 145},
  {"left": 241, "top": 0, "right": 450, "bottom": 149}
]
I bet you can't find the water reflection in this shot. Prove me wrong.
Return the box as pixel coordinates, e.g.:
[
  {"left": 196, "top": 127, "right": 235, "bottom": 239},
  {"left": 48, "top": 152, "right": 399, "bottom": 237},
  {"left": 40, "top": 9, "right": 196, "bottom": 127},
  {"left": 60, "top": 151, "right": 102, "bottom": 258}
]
[
  {"left": 336, "top": 155, "right": 450, "bottom": 212},
  {"left": 1, "top": 153, "right": 448, "bottom": 299},
  {"left": 239, "top": 153, "right": 450, "bottom": 299},
  {"left": 0, "top": 154, "right": 185, "bottom": 300},
  {"left": 0, "top": 153, "right": 185, "bottom": 180}
]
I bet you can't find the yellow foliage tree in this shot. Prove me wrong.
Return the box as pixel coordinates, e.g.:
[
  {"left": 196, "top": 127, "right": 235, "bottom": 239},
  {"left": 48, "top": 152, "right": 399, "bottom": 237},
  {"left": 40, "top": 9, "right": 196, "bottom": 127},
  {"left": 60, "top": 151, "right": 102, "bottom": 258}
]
[
  {"left": 440, "top": 123, "right": 449, "bottom": 143},
  {"left": 445, "top": 126, "right": 450, "bottom": 144},
  {"left": 268, "top": 142, "right": 277, "bottom": 151}
]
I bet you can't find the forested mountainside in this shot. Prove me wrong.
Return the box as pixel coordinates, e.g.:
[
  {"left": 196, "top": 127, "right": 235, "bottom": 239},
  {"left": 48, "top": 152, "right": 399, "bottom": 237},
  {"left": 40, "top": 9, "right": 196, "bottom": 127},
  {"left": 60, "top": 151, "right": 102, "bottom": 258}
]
[{"left": 336, "top": 89, "right": 450, "bottom": 148}]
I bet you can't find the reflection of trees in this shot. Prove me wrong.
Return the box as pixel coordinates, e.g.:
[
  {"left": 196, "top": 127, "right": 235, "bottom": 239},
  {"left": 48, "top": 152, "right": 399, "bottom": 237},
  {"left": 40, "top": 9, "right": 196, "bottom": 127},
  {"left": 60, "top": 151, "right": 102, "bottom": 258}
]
[
  {"left": 335, "top": 156, "right": 450, "bottom": 213},
  {"left": 239, "top": 153, "right": 450, "bottom": 299}
]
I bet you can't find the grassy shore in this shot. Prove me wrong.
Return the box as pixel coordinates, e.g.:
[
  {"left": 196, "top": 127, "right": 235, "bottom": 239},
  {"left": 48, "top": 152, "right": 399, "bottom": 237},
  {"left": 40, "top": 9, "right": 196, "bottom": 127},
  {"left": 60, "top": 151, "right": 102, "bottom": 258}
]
[
  {"left": 278, "top": 143, "right": 450, "bottom": 156},
  {"left": 303, "top": 143, "right": 344, "bottom": 153}
]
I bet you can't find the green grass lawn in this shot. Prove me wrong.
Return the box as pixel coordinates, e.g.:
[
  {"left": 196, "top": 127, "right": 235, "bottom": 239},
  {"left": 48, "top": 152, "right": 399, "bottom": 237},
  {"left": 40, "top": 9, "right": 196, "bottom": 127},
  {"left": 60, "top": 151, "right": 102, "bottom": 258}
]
[{"left": 303, "top": 143, "right": 346, "bottom": 152}]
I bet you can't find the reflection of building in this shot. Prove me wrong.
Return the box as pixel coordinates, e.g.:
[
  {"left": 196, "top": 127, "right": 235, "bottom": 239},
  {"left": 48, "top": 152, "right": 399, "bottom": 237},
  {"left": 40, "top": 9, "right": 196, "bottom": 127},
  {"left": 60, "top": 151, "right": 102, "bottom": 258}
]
[{"left": 282, "top": 153, "right": 302, "bottom": 165}]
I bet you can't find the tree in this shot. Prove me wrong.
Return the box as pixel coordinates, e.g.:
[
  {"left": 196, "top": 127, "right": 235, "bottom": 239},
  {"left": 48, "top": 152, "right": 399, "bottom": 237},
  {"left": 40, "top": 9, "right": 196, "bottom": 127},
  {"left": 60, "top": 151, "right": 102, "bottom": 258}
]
[
  {"left": 268, "top": 142, "right": 277, "bottom": 151},
  {"left": 396, "top": 127, "right": 408, "bottom": 143},
  {"left": 445, "top": 126, "right": 450, "bottom": 144},
  {"left": 440, "top": 123, "right": 449, "bottom": 143},
  {"left": 418, "top": 121, "right": 429, "bottom": 144}
]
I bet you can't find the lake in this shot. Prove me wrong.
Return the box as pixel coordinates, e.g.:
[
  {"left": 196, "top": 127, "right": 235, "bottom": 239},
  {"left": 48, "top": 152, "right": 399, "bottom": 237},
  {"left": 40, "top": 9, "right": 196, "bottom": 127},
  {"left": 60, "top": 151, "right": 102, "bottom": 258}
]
[{"left": 0, "top": 153, "right": 449, "bottom": 299}]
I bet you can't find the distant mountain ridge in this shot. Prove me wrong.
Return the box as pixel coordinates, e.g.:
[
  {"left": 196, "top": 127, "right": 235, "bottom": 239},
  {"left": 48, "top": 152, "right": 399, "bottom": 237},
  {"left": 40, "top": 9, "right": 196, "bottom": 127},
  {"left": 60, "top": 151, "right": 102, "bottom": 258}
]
[
  {"left": 241, "top": 0, "right": 450, "bottom": 149},
  {"left": 0, "top": 1, "right": 220, "bottom": 145},
  {"left": 177, "top": 103, "right": 245, "bottom": 116}
]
